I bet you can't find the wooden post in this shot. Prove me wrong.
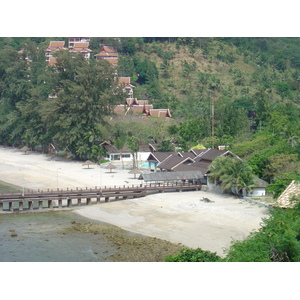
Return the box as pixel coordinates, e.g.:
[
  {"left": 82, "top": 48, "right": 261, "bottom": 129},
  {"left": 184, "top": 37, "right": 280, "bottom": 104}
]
[
  {"left": 19, "top": 202, "right": 23, "bottom": 211},
  {"left": 48, "top": 200, "right": 53, "bottom": 209},
  {"left": 78, "top": 198, "right": 81, "bottom": 206},
  {"left": 39, "top": 200, "right": 43, "bottom": 209},
  {"left": 58, "top": 198, "right": 62, "bottom": 208},
  {"left": 67, "top": 198, "right": 72, "bottom": 207},
  {"left": 87, "top": 198, "right": 92, "bottom": 205},
  {"left": 9, "top": 202, "right": 13, "bottom": 212},
  {"left": 29, "top": 201, "right": 33, "bottom": 210},
  {"left": 0, "top": 202, "right": 3, "bottom": 211},
  {"left": 105, "top": 197, "right": 110, "bottom": 202}
]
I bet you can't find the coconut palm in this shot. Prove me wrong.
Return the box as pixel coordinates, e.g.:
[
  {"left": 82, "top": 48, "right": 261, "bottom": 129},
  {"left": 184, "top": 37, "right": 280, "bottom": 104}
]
[{"left": 209, "top": 156, "right": 255, "bottom": 196}]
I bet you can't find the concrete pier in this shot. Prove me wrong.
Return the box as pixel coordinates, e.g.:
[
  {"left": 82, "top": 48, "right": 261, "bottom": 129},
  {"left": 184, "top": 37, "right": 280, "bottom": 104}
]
[{"left": 0, "top": 182, "right": 203, "bottom": 212}]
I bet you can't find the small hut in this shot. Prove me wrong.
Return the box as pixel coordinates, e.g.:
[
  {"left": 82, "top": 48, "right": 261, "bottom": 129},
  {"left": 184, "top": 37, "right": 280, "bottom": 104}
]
[
  {"left": 82, "top": 160, "right": 96, "bottom": 169},
  {"left": 20, "top": 146, "right": 30, "bottom": 155},
  {"left": 128, "top": 169, "right": 142, "bottom": 179},
  {"left": 105, "top": 163, "right": 117, "bottom": 173}
]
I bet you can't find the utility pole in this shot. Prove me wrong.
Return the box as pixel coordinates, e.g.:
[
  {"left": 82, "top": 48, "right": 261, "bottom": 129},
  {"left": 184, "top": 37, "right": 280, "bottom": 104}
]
[{"left": 211, "top": 93, "right": 215, "bottom": 149}]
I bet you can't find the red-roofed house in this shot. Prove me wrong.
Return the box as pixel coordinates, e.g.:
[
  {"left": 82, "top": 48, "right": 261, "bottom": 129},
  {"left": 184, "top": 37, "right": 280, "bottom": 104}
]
[
  {"left": 69, "top": 42, "right": 93, "bottom": 59},
  {"left": 45, "top": 41, "right": 68, "bottom": 64},
  {"left": 118, "top": 77, "right": 135, "bottom": 97},
  {"left": 94, "top": 46, "right": 119, "bottom": 66},
  {"left": 146, "top": 108, "right": 172, "bottom": 118}
]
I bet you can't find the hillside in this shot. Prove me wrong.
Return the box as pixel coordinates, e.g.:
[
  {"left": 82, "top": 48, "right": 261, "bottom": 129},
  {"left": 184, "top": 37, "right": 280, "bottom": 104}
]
[
  {"left": 130, "top": 38, "right": 300, "bottom": 116},
  {"left": 2, "top": 37, "right": 300, "bottom": 192}
]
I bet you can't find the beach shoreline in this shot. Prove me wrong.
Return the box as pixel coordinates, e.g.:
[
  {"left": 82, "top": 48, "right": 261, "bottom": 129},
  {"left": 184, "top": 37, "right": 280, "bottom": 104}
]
[{"left": 0, "top": 146, "right": 269, "bottom": 255}]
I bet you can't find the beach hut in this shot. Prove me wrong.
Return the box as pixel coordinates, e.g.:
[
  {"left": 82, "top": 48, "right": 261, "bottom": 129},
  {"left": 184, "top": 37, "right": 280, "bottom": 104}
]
[
  {"left": 82, "top": 160, "right": 96, "bottom": 169},
  {"left": 20, "top": 146, "right": 30, "bottom": 155},
  {"left": 105, "top": 163, "right": 117, "bottom": 173},
  {"left": 128, "top": 169, "right": 142, "bottom": 179}
]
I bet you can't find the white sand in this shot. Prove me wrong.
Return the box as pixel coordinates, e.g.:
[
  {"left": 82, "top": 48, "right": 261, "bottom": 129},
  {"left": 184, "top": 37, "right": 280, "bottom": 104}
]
[{"left": 0, "top": 146, "right": 269, "bottom": 256}]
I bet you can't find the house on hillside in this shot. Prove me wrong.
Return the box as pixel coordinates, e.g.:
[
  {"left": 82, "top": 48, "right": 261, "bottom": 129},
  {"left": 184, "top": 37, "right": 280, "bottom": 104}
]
[
  {"left": 94, "top": 46, "right": 119, "bottom": 66},
  {"left": 68, "top": 37, "right": 90, "bottom": 48},
  {"left": 45, "top": 41, "right": 68, "bottom": 64},
  {"left": 45, "top": 40, "right": 92, "bottom": 65},
  {"left": 146, "top": 108, "right": 172, "bottom": 118},
  {"left": 69, "top": 42, "right": 92, "bottom": 59},
  {"left": 118, "top": 77, "right": 135, "bottom": 98}
]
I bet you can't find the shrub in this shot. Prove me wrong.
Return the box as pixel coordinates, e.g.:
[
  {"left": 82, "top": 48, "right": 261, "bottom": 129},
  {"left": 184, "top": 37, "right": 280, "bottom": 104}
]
[{"left": 165, "top": 248, "right": 222, "bottom": 262}]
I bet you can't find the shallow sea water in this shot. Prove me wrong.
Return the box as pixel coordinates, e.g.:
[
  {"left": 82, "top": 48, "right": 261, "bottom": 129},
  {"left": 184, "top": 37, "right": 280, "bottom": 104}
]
[{"left": 0, "top": 211, "right": 117, "bottom": 262}]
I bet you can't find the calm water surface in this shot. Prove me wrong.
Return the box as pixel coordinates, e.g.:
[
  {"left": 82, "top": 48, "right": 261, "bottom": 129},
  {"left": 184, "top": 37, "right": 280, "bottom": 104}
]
[{"left": 0, "top": 211, "right": 117, "bottom": 262}]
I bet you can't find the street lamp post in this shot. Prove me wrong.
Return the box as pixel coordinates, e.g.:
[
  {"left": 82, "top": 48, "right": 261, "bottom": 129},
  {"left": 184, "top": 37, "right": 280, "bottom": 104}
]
[{"left": 57, "top": 168, "right": 61, "bottom": 190}]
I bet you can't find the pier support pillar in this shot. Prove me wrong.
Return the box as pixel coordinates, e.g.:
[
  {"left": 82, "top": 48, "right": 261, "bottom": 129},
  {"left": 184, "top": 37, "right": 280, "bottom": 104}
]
[
  {"left": 39, "top": 201, "right": 43, "bottom": 209},
  {"left": 105, "top": 197, "right": 110, "bottom": 203},
  {"left": 19, "top": 202, "right": 23, "bottom": 211},
  {"left": 48, "top": 200, "right": 53, "bottom": 209},
  {"left": 77, "top": 198, "right": 81, "bottom": 206},
  {"left": 0, "top": 202, "right": 3, "bottom": 211},
  {"left": 9, "top": 202, "right": 13, "bottom": 212},
  {"left": 96, "top": 197, "right": 100, "bottom": 204},
  {"left": 29, "top": 201, "right": 33, "bottom": 210},
  {"left": 58, "top": 198, "right": 62, "bottom": 208},
  {"left": 67, "top": 198, "right": 72, "bottom": 208},
  {"left": 87, "top": 198, "right": 92, "bottom": 205}
]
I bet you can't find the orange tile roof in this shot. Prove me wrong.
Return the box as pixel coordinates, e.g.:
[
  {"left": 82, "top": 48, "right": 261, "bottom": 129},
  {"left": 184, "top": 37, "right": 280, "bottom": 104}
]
[
  {"left": 50, "top": 41, "right": 65, "bottom": 47},
  {"left": 105, "top": 57, "right": 118, "bottom": 65},
  {"left": 101, "top": 46, "right": 117, "bottom": 53},
  {"left": 137, "top": 100, "right": 148, "bottom": 105},
  {"left": 118, "top": 77, "right": 131, "bottom": 84},
  {"left": 48, "top": 57, "right": 57, "bottom": 66},
  {"left": 114, "top": 105, "right": 128, "bottom": 115},
  {"left": 126, "top": 98, "right": 139, "bottom": 106},
  {"left": 69, "top": 47, "right": 92, "bottom": 53},
  {"left": 147, "top": 109, "right": 172, "bottom": 118}
]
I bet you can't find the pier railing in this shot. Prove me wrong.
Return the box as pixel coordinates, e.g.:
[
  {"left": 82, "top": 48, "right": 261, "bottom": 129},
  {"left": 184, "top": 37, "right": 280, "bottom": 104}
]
[{"left": 0, "top": 182, "right": 202, "bottom": 212}]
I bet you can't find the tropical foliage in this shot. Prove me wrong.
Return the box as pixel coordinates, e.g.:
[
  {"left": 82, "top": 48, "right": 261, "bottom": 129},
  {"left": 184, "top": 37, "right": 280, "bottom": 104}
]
[{"left": 208, "top": 156, "right": 255, "bottom": 196}]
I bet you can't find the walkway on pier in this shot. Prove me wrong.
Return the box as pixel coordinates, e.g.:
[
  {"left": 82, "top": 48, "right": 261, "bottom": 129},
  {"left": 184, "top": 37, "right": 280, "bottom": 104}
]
[{"left": 0, "top": 182, "right": 203, "bottom": 212}]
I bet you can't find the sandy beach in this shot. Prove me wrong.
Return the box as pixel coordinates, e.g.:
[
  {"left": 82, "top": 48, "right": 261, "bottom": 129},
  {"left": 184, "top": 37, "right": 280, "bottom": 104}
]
[{"left": 0, "top": 146, "right": 269, "bottom": 256}]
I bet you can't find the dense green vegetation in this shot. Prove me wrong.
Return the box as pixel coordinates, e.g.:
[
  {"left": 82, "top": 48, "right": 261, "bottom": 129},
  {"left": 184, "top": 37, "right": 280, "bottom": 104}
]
[
  {"left": 208, "top": 156, "right": 254, "bottom": 196},
  {"left": 2, "top": 37, "right": 300, "bottom": 194},
  {"left": 2, "top": 37, "right": 300, "bottom": 262},
  {"left": 165, "top": 201, "right": 300, "bottom": 262}
]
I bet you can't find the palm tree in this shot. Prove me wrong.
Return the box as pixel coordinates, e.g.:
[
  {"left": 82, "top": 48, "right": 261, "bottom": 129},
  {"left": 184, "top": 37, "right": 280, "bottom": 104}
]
[{"left": 208, "top": 156, "right": 255, "bottom": 196}]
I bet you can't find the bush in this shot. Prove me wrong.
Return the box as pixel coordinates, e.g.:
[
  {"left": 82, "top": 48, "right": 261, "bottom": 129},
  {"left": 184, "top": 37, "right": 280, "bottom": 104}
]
[{"left": 165, "top": 248, "right": 222, "bottom": 262}]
